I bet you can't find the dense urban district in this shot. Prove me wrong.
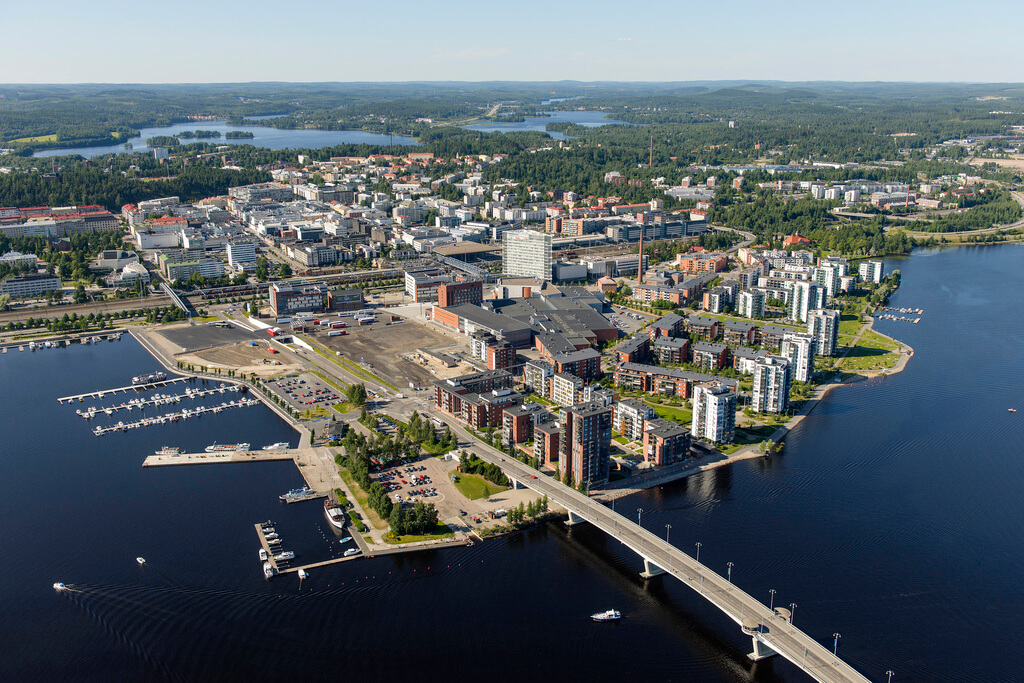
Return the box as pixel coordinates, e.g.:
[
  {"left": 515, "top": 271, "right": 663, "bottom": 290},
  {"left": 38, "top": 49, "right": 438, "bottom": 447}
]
[{"left": 9, "top": 81, "right": 1024, "bottom": 681}]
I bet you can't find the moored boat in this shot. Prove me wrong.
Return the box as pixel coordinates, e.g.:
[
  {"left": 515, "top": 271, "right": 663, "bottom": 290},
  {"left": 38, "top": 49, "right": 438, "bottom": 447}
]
[
  {"left": 343, "top": 548, "right": 360, "bottom": 557},
  {"left": 156, "top": 446, "right": 180, "bottom": 456},
  {"left": 273, "top": 551, "right": 295, "bottom": 561},
  {"left": 263, "top": 442, "right": 290, "bottom": 450},
  {"left": 324, "top": 499, "right": 347, "bottom": 529},
  {"left": 263, "top": 562, "right": 275, "bottom": 579},
  {"left": 205, "top": 442, "right": 250, "bottom": 453}
]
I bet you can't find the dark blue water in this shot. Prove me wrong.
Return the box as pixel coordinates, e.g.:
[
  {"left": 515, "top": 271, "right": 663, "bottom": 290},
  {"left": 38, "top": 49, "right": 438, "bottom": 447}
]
[
  {"left": 32, "top": 121, "right": 419, "bottom": 158},
  {"left": 3, "top": 245, "right": 1022, "bottom": 681}
]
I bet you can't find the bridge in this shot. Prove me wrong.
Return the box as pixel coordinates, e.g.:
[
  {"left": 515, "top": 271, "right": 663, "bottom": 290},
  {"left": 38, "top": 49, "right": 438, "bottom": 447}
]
[
  {"left": 160, "top": 282, "right": 194, "bottom": 316},
  {"left": 455, "top": 432, "right": 871, "bottom": 683}
]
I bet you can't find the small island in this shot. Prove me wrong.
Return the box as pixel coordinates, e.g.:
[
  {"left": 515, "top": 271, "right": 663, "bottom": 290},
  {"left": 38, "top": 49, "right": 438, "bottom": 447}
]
[
  {"left": 225, "top": 131, "right": 255, "bottom": 139},
  {"left": 176, "top": 130, "right": 222, "bottom": 139}
]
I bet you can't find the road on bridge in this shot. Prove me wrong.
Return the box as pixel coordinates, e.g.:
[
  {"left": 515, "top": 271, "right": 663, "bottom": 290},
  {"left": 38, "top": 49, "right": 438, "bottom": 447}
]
[{"left": 443, "top": 418, "right": 872, "bottom": 683}]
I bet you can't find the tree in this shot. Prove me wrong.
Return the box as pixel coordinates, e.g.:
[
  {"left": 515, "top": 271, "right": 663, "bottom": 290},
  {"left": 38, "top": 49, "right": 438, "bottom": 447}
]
[{"left": 279, "top": 263, "right": 293, "bottom": 279}]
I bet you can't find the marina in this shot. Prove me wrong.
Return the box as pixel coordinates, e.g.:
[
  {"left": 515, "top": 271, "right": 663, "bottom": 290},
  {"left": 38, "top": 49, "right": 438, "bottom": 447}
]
[
  {"left": 875, "top": 306, "right": 924, "bottom": 323},
  {"left": 71, "top": 384, "right": 244, "bottom": 418},
  {"left": 89, "top": 398, "right": 261, "bottom": 436}
]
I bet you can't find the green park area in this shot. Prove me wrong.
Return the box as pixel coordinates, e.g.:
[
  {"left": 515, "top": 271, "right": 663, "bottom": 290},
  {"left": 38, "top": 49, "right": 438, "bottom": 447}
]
[
  {"left": 337, "top": 469, "right": 388, "bottom": 530},
  {"left": 644, "top": 400, "right": 693, "bottom": 425},
  {"left": 383, "top": 522, "right": 453, "bottom": 544},
  {"left": 453, "top": 472, "right": 508, "bottom": 499},
  {"left": 839, "top": 329, "right": 902, "bottom": 374}
]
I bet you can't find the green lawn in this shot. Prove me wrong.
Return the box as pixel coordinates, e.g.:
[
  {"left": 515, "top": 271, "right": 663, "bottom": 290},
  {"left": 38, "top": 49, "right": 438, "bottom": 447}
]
[
  {"left": 453, "top": 472, "right": 508, "bottom": 500},
  {"left": 10, "top": 133, "right": 57, "bottom": 143},
  {"left": 839, "top": 329, "right": 902, "bottom": 373},
  {"left": 383, "top": 522, "right": 454, "bottom": 544},
  {"left": 333, "top": 401, "right": 355, "bottom": 413},
  {"left": 299, "top": 406, "right": 332, "bottom": 420},
  {"left": 643, "top": 400, "right": 693, "bottom": 425},
  {"left": 524, "top": 394, "right": 553, "bottom": 406},
  {"left": 613, "top": 435, "right": 628, "bottom": 444}
]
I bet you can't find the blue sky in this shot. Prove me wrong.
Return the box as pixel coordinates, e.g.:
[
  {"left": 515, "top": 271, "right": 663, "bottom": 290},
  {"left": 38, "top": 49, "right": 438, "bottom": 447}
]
[{"left": 4, "top": 0, "right": 1022, "bottom": 83}]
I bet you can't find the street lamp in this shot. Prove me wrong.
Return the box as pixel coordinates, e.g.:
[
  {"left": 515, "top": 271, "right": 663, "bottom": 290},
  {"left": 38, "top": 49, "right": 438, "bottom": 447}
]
[
  {"left": 636, "top": 508, "right": 643, "bottom": 527},
  {"left": 789, "top": 603, "right": 797, "bottom": 625},
  {"left": 727, "top": 561, "right": 734, "bottom": 583},
  {"left": 665, "top": 524, "right": 672, "bottom": 544},
  {"left": 886, "top": 671, "right": 894, "bottom": 683},
  {"left": 833, "top": 633, "right": 841, "bottom": 656},
  {"left": 694, "top": 541, "right": 702, "bottom": 564},
  {"left": 769, "top": 589, "right": 776, "bottom": 611}
]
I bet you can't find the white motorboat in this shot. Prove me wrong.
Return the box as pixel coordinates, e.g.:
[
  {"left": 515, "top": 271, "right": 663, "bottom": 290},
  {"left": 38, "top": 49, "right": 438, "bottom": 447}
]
[
  {"left": 136, "top": 557, "right": 146, "bottom": 566},
  {"left": 591, "top": 609, "right": 621, "bottom": 622}
]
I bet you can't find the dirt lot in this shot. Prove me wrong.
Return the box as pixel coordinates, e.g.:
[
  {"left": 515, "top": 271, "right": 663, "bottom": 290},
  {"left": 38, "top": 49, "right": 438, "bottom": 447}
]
[
  {"left": 315, "top": 319, "right": 468, "bottom": 388},
  {"left": 190, "top": 340, "right": 301, "bottom": 376}
]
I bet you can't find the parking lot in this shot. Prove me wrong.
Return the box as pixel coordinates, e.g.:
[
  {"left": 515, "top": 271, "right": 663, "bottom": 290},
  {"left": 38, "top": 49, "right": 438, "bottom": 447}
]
[
  {"left": 264, "top": 372, "right": 345, "bottom": 414},
  {"left": 608, "top": 305, "right": 657, "bottom": 335}
]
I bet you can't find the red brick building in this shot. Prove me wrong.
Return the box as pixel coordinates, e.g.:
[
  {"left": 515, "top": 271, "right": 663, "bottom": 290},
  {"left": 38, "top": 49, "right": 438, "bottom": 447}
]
[{"left": 438, "top": 280, "right": 484, "bottom": 308}]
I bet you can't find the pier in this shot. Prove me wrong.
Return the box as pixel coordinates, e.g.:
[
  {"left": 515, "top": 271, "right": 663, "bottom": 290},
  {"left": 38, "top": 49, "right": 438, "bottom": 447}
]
[
  {"left": 143, "top": 447, "right": 339, "bottom": 494},
  {"left": 89, "top": 398, "right": 260, "bottom": 436},
  {"left": 58, "top": 377, "right": 190, "bottom": 404}
]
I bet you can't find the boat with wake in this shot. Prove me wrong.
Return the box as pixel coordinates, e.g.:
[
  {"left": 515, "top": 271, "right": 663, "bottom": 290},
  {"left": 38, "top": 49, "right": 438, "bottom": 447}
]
[{"left": 591, "top": 609, "right": 621, "bottom": 622}]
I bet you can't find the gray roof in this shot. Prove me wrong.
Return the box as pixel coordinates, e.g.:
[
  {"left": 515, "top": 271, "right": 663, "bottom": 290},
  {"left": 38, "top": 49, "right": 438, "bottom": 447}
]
[
  {"left": 693, "top": 341, "right": 727, "bottom": 354},
  {"left": 652, "top": 312, "right": 684, "bottom": 330},
  {"left": 645, "top": 417, "right": 688, "bottom": 439},
  {"left": 552, "top": 347, "right": 600, "bottom": 364},
  {"left": 687, "top": 315, "right": 718, "bottom": 328},
  {"left": 617, "top": 362, "right": 738, "bottom": 389},
  {"left": 617, "top": 335, "right": 650, "bottom": 353},
  {"left": 761, "top": 324, "right": 792, "bottom": 337},
  {"left": 654, "top": 336, "right": 688, "bottom": 349},
  {"left": 723, "top": 320, "right": 756, "bottom": 332}
]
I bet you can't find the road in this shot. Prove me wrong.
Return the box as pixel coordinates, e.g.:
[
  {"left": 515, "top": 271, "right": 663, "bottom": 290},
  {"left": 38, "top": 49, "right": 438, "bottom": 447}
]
[{"left": 441, "top": 418, "right": 871, "bottom": 683}]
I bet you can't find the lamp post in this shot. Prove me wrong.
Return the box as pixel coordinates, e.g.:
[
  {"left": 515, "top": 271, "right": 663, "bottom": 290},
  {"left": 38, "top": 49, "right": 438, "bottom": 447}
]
[
  {"left": 637, "top": 508, "right": 643, "bottom": 553},
  {"left": 665, "top": 524, "right": 672, "bottom": 544},
  {"left": 833, "top": 633, "right": 841, "bottom": 656},
  {"left": 727, "top": 562, "right": 734, "bottom": 583},
  {"left": 789, "top": 603, "right": 797, "bottom": 625},
  {"left": 637, "top": 508, "right": 643, "bottom": 527},
  {"left": 769, "top": 589, "right": 776, "bottom": 611},
  {"left": 694, "top": 541, "right": 702, "bottom": 564}
]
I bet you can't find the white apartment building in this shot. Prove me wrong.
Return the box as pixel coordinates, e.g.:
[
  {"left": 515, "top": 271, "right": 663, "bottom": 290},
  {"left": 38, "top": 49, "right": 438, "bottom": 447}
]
[
  {"left": 752, "top": 356, "right": 791, "bottom": 414},
  {"left": 691, "top": 382, "right": 737, "bottom": 444},
  {"left": 613, "top": 399, "right": 655, "bottom": 441},
  {"left": 781, "top": 332, "right": 816, "bottom": 383},
  {"left": 738, "top": 289, "right": 766, "bottom": 319},
  {"left": 551, "top": 373, "right": 583, "bottom": 408},
  {"left": 788, "top": 281, "right": 819, "bottom": 323},
  {"left": 807, "top": 309, "right": 840, "bottom": 357},
  {"left": 503, "top": 229, "right": 552, "bottom": 282},
  {"left": 859, "top": 260, "right": 884, "bottom": 284}
]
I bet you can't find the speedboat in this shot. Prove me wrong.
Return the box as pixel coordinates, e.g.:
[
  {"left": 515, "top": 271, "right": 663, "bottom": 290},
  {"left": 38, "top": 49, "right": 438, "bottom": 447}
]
[
  {"left": 338, "top": 536, "right": 352, "bottom": 544},
  {"left": 259, "top": 549, "right": 268, "bottom": 561},
  {"left": 53, "top": 582, "right": 67, "bottom": 592},
  {"left": 591, "top": 609, "right": 621, "bottom": 622},
  {"left": 298, "top": 569, "right": 309, "bottom": 580},
  {"left": 136, "top": 557, "right": 146, "bottom": 566},
  {"left": 343, "top": 548, "right": 360, "bottom": 557}
]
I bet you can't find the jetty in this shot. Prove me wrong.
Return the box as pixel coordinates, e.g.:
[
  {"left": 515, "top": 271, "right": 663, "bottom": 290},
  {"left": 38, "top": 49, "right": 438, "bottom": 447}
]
[
  {"left": 72, "top": 384, "right": 243, "bottom": 417},
  {"left": 58, "top": 377, "right": 189, "bottom": 404},
  {"left": 143, "top": 447, "right": 339, "bottom": 494}
]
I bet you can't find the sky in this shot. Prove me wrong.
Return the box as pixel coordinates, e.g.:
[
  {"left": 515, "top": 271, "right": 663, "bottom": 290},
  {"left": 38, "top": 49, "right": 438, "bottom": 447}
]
[{"left": 4, "top": 0, "right": 1023, "bottom": 84}]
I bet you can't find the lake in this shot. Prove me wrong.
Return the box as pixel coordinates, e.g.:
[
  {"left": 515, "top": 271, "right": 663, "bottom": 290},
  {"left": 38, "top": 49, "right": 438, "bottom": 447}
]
[
  {"left": 33, "top": 121, "right": 419, "bottom": 158},
  {"left": 3, "top": 244, "right": 1023, "bottom": 681},
  {"left": 460, "top": 110, "right": 638, "bottom": 139}
]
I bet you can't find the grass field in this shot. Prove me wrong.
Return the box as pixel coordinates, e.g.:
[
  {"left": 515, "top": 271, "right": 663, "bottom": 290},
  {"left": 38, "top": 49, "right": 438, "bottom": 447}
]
[
  {"left": 383, "top": 522, "right": 453, "bottom": 544},
  {"left": 644, "top": 400, "right": 693, "bottom": 425},
  {"left": 839, "top": 329, "right": 902, "bottom": 373},
  {"left": 10, "top": 134, "right": 57, "bottom": 143},
  {"left": 453, "top": 472, "right": 508, "bottom": 500},
  {"left": 299, "top": 406, "right": 332, "bottom": 420}
]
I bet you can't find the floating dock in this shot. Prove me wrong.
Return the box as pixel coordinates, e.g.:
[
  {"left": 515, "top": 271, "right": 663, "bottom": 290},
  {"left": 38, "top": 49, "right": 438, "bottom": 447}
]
[{"left": 58, "top": 377, "right": 190, "bottom": 404}]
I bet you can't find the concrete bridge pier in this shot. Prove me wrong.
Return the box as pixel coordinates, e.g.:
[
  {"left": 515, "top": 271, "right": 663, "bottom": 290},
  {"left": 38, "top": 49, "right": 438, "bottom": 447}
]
[
  {"left": 742, "top": 619, "right": 778, "bottom": 661},
  {"left": 640, "top": 557, "right": 666, "bottom": 579},
  {"left": 507, "top": 477, "right": 522, "bottom": 490},
  {"left": 565, "top": 510, "right": 586, "bottom": 526},
  {"left": 749, "top": 636, "right": 778, "bottom": 661}
]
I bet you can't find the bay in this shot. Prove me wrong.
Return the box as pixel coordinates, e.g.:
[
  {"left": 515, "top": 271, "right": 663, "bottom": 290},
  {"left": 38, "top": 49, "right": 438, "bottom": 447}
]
[
  {"left": 2, "top": 244, "right": 1022, "bottom": 681},
  {"left": 460, "top": 110, "right": 638, "bottom": 139}
]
